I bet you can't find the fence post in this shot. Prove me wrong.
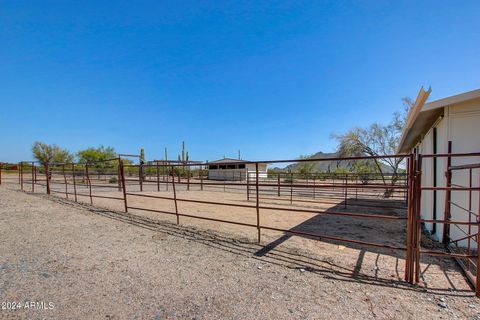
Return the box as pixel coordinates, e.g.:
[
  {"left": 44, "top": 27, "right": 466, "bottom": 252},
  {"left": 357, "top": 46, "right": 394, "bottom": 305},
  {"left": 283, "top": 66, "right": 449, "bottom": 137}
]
[
  {"left": 468, "top": 168, "right": 473, "bottom": 272},
  {"left": 139, "top": 163, "right": 143, "bottom": 192},
  {"left": 443, "top": 141, "right": 452, "bottom": 244},
  {"left": 20, "top": 161, "right": 24, "bottom": 191},
  {"left": 414, "top": 154, "right": 423, "bottom": 283},
  {"left": 290, "top": 172, "right": 293, "bottom": 204},
  {"left": 278, "top": 174, "right": 280, "bottom": 197},
  {"left": 313, "top": 176, "right": 316, "bottom": 199},
  {"left": 156, "top": 162, "right": 160, "bottom": 191},
  {"left": 247, "top": 171, "right": 250, "bottom": 201},
  {"left": 476, "top": 172, "right": 480, "bottom": 298},
  {"left": 62, "top": 164, "right": 67, "bottom": 198},
  {"left": 86, "top": 164, "right": 93, "bottom": 205},
  {"left": 119, "top": 160, "right": 128, "bottom": 212},
  {"left": 72, "top": 163, "right": 77, "bottom": 202},
  {"left": 355, "top": 175, "right": 358, "bottom": 200},
  {"left": 171, "top": 166, "right": 179, "bottom": 224},
  {"left": 166, "top": 162, "right": 169, "bottom": 191},
  {"left": 45, "top": 163, "right": 50, "bottom": 195},
  {"left": 344, "top": 174, "right": 348, "bottom": 208},
  {"left": 117, "top": 157, "right": 122, "bottom": 192},
  {"left": 200, "top": 165, "right": 204, "bottom": 191},
  {"left": 0, "top": 162, "right": 2, "bottom": 185},
  {"left": 404, "top": 154, "right": 414, "bottom": 282},
  {"left": 30, "top": 162, "right": 34, "bottom": 193},
  {"left": 255, "top": 163, "right": 261, "bottom": 243}
]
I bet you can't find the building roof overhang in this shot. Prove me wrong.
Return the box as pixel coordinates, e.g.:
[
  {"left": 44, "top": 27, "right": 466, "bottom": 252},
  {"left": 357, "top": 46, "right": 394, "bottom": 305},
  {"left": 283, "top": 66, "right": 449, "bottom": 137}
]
[{"left": 397, "top": 88, "right": 480, "bottom": 154}]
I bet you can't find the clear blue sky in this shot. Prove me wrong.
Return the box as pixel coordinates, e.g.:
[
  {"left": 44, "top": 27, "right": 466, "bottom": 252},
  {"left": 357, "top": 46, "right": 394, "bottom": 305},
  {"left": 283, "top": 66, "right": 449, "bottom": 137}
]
[{"left": 1, "top": 1, "right": 479, "bottom": 163}]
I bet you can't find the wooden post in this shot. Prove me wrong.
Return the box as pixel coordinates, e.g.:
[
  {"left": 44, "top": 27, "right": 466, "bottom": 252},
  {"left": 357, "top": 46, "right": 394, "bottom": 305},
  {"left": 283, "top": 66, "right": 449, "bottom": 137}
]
[
  {"left": 200, "top": 165, "right": 204, "bottom": 191},
  {"left": 187, "top": 165, "right": 190, "bottom": 191},
  {"left": 119, "top": 160, "right": 128, "bottom": 212},
  {"left": 0, "top": 163, "right": 2, "bottom": 185},
  {"left": 171, "top": 166, "right": 179, "bottom": 224},
  {"left": 255, "top": 163, "right": 261, "bottom": 243},
  {"left": 72, "top": 163, "right": 77, "bottom": 202},
  {"left": 344, "top": 174, "right": 348, "bottom": 208}
]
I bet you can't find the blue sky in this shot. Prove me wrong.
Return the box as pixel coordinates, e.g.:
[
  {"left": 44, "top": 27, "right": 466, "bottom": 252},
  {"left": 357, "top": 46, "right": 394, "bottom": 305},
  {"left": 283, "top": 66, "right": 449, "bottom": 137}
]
[{"left": 1, "top": 1, "right": 479, "bottom": 163}]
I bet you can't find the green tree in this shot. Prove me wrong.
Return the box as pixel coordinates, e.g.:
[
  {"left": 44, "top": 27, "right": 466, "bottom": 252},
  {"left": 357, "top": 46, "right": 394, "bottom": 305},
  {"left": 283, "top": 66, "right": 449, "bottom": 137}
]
[
  {"left": 32, "top": 141, "right": 74, "bottom": 165},
  {"left": 353, "top": 161, "right": 377, "bottom": 185},
  {"left": 77, "top": 146, "right": 118, "bottom": 179},
  {"left": 296, "top": 154, "right": 316, "bottom": 177},
  {"left": 333, "top": 97, "right": 414, "bottom": 197},
  {"left": 77, "top": 146, "right": 116, "bottom": 163}
]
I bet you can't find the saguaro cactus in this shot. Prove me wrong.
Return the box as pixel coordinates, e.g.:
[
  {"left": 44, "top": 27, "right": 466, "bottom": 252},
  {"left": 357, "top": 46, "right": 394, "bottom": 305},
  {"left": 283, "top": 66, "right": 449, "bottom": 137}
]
[{"left": 182, "top": 141, "right": 185, "bottom": 162}]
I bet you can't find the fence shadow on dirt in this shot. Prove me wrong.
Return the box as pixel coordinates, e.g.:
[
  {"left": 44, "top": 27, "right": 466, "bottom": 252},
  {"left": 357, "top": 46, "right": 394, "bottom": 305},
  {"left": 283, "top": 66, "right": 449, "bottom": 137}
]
[
  {"left": 40, "top": 193, "right": 472, "bottom": 297},
  {"left": 255, "top": 197, "right": 466, "bottom": 291},
  {"left": 256, "top": 198, "right": 407, "bottom": 257}
]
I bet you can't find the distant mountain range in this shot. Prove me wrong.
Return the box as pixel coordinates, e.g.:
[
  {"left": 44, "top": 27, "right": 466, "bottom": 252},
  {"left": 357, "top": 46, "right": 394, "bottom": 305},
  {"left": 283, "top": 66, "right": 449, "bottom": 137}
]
[{"left": 272, "top": 151, "right": 393, "bottom": 173}]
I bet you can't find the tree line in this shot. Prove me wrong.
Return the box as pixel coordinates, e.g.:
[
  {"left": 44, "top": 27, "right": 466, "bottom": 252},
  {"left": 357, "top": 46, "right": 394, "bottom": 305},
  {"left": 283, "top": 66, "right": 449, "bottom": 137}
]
[{"left": 32, "top": 142, "right": 121, "bottom": 165}]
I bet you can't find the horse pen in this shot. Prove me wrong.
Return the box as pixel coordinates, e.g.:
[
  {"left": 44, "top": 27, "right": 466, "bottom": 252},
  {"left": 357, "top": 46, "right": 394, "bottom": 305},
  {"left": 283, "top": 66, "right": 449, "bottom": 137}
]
[{"left": 1, "top": 152, "right": 480, "bottom": 318}]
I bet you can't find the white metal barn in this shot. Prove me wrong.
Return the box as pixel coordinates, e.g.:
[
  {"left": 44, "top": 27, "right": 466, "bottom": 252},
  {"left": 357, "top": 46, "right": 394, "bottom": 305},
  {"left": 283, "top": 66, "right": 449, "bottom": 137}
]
[
  {"left": 398, "top": 88, "right": 480, "bottom": 248},
  {"left": 207, "top": 158, "right": 268, "bottom": 181}
]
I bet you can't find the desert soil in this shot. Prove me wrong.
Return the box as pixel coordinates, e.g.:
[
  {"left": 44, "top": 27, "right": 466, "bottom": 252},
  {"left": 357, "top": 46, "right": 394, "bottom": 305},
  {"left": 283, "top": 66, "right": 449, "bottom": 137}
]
[{"left": 1, "top": 183, "right": 479, "bottom": 319}]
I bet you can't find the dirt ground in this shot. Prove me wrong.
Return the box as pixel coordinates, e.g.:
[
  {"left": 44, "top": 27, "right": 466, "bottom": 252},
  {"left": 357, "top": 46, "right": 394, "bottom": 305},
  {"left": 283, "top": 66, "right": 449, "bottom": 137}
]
[{"left": 1, "top": 183, "right": 479, "bottom": 319}]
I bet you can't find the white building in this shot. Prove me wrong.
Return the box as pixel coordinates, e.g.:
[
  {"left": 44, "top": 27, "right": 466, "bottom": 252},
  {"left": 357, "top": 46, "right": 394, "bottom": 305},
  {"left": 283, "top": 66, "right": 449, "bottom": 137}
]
[
  {"left": 397, "top": 87, "right": 480, "bottom": 248},
  {"left": 207, "top": 158, "right": 268, "bottom": 181}
]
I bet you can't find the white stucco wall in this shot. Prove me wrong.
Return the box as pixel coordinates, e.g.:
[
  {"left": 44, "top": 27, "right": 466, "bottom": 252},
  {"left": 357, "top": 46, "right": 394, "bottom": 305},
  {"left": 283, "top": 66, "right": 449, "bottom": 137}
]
[
  {"left": 415, "top": 97, "right": 480, "bottom": 248},
  {"left": 448, "top": 101, "right": 480, "bottom": 248},
  {"left": 208, "top": 163, "right": 268, "bottom": 180}
]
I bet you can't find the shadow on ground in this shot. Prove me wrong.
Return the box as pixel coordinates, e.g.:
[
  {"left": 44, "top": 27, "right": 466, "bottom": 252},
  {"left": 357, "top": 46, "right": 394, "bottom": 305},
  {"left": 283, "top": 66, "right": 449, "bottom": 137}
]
[{"left": 37, "top": 192, "right": 472, "bottom": 297}]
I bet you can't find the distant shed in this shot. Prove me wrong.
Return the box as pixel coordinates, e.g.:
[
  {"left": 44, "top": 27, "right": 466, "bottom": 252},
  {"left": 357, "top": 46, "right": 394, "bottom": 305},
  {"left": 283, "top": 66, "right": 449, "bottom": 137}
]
[{"left": 207, "top": 158, "right": 268, "bottom": 181}]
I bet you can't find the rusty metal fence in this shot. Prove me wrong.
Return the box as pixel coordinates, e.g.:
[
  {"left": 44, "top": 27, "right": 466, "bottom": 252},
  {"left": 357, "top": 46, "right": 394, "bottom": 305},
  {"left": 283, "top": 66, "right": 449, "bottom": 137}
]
[{"left": 1, "top": 151, "right": 480, "bottom": 296}]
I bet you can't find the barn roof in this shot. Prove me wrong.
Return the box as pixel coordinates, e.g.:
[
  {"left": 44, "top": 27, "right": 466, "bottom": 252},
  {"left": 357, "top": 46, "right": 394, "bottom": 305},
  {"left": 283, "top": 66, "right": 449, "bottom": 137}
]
[
  {"left": 397, "top": 87, "right": 480, "bottom": 154},
  {"left": 208, "top": 158, "right": 252, "bottom": 164}
]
